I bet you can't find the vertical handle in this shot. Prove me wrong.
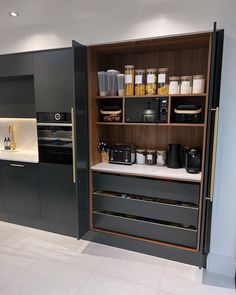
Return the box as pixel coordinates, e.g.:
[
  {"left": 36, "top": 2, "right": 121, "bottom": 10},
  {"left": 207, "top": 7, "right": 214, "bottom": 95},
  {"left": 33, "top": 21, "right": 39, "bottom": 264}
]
[
  {"left": 209, "top": 107, "right": 219, "bottom": 202},
  {"left": 71, "top": 107, "right": 76, "bottom": 183}
]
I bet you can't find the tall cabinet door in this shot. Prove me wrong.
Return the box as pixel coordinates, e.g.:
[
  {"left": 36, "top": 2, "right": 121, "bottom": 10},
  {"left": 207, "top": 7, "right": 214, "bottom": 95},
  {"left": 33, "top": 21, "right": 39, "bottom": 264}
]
[
  {"left": 201, "top": 23, "right": 224, "bottom": 254},
  {"left": 34, "top": 48, "right": 74, "bottom": 112},
  {"left": 72, "top": 40, "right": 89, "bottom": 238}
]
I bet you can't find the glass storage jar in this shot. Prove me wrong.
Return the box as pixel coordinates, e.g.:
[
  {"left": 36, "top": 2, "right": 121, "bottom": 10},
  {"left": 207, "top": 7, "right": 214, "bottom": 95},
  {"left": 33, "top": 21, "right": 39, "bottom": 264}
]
[
  {"left": 156, "top": 150, "right": 167, "bottom": 166},
  {"left": 169, "top": 76, "right": 180, "bottom": 94},
  {"left": 135, "top": 69, "right": 145, "bottom": 96},
  {"left": 157, "top": 68, "right": 169, "bottom": 95},
  {"left": 180, "top": 76, "right": 192, "bottom": 94},
  {"left": 146, "top": 68, "right": 157, "bottom": 95},
  {"left": 146, "top": 150, "right": 156, "bottom": 165},
  {"left": 192, "top": 75, "right": 205, "bottom": 94},
  {"left": 125, "top": 65, "right": 135, "bottom": 96},
  {"left": 136, "top": 149, "right": 146, "bottom": 164}
]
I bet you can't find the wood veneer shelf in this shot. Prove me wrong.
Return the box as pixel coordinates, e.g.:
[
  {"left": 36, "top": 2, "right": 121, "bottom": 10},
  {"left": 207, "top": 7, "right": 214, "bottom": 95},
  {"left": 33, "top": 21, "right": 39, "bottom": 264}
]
[
  {"left": 91, "top": 162, "right": 201, "bottom": 183},
  {"left": 95, "top": 94, "right": 207, "bottom": 99},
  {"left": 96, "top": 122, "right": 205, "bottom": 127}
]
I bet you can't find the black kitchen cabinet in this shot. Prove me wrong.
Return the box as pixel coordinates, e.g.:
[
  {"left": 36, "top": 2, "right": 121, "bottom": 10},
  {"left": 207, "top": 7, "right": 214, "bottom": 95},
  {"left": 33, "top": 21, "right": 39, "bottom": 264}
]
[
  {"left": 34, "top": 49, "right": 74, "bottom": 112},
  {"left": 0, "top": 163, "right": 4, "bottom": 213},
  {"left": 39, "top": 163, "right": 77, "bottom": 236},
  {"left": 0, "top": 53, "right": 33, "bottom": 77},
  {"left": 2, "top": 161, "right": 40, "bottom": 219},
  {"left": 0, "top": 75, "right": 36, "bottom": 118}
]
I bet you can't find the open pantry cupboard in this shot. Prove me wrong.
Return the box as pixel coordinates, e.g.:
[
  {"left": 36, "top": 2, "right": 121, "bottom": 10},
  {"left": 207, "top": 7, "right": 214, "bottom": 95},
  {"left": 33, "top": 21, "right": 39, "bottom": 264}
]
[{"left": 85, "top": 26, "right": 224, "bottom": 267}]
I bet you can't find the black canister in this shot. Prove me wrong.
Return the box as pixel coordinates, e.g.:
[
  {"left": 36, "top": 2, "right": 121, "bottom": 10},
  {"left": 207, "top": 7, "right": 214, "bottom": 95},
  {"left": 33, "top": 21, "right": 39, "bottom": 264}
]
[{"left": 167, "top": 144, "right": 181, "bottom": 169}]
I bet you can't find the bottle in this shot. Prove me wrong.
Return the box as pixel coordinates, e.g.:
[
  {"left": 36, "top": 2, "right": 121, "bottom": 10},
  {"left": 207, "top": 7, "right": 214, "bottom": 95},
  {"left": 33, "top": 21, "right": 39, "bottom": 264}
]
[
  {"left": 4, "top": 137, "right": 7, "bottom": 150},
  {"left": 7, "top": 138, "right": 11, "bottom": 150}
]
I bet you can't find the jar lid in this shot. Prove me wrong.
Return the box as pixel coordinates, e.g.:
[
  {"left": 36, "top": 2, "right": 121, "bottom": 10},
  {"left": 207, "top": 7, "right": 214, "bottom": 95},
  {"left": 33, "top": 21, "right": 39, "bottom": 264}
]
[
  {"left": 117, "top": 73, "right": 125, "bottom": 77},
  {"left": 193, "top": 74, "right": 205, "bottom": 79},
  {"left": 146, "top": 149, "right": 156, "bottom": 153},
  {"left": 146, "top": 68, "right": 157, "bottom": 73},
  {"left": 158, "top": 68, "right": 169, "bottom": 72},
  {"left": 169, "top": 76, "right": 180, "bottom": 81},
  {"left": 181, "top": 75, "right": 192, "bottom": 80},
  {"left": 125, "top": 65, "right": 134, "bottom": 69},
  {"left": 135, "top": 69, "right": 145, "bottom": 73},
  {"left": 137, "top": 149, "right": 145, "bottom": 152}
]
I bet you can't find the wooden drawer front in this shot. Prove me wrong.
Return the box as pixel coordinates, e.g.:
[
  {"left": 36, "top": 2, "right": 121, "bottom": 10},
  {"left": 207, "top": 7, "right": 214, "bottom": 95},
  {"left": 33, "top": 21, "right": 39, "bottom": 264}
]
[
  {"left": 93, "top": 193, "right": 198, "bottom": 227},
  {"left": 93, "top": 173, "right": 200, "bottom": 204},
  {"left": 93, "top": 212, "right": 197, "bottom": 248}
]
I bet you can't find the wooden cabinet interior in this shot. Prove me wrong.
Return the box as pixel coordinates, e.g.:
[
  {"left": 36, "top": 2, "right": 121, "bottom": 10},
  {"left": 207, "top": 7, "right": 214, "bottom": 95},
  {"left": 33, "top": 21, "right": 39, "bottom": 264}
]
[{"left": 88, "top": 32, "right": 212, "bottom": 252}]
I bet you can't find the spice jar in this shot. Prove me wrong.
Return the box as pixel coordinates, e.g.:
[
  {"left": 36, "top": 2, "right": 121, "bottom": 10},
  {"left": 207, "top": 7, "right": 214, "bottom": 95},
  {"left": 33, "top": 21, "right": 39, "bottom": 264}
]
[
  {"left": 158, "top": 68, "right": 169, "bottom": 95},
  {"left": 125, "top": 65, "right": 135, "bottom": 96},
  {"left": 146, "top": 150, "right": 156, "bottom": 165},
  {"left": 169, "top": 76, "right": 180, "bottom": 94},
  {"left": 180, "top": 76, "right": 192, "bottom": 94},
  {"left": 146, "top": 68, "right": 157, "bottom": 95},
  {"left": 156, "top": 150, "right": 167, "bottom": 166},
  {"left": 193, "top": 75, "right": 205, "bottom": 94},
  {"left": 135, "top": 69, "right": 145, "bottom": 96},
  {"left": 136, "top": 149, "right": 146, "bottom": 164}
]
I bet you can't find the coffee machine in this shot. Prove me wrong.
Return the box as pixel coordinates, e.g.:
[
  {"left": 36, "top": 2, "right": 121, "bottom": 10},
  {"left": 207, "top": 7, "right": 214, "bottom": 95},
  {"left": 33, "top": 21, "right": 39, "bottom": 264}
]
[{"left": 186, "top": 149, "right": 201, "bottom": 174}]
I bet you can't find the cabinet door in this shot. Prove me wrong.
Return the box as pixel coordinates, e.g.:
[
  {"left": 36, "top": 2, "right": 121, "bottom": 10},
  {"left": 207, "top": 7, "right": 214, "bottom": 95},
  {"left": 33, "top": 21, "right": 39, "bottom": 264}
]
[
  {"left": 2, "top": 162, "right": 40, "bottom": 219},
  {"left": 0, "top": 75, "right": 36, "bottom": 118},
  {"left": 0, "top": 53, "right": 33, "bottom": 77},
  {"left": 0, "top": 163, "right": 4, "bottom": 213},
  {"left": 34, "top": 49, "right": 74, "bottom": 112},
  {"left": 39, "top": 163, "right": 77, "bottom": 229}
]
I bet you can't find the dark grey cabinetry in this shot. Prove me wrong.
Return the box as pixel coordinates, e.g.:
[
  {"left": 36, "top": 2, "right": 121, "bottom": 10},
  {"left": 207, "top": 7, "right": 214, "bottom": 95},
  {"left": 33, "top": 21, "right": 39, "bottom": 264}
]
[
  {"left": 0, "top": 53, "right": 33, "bottom": 77},
  {"left": 2, "top": 161, "right": 40, "bottom": 219},
  {"left": 34, "top": 49, "right": 74, "bottom": 112},
  {"left": 0, "top": 164, "right": 4, "bottom": 213},
  {"left": 39, "top": 163, "right": 77, "bottom": 236}
]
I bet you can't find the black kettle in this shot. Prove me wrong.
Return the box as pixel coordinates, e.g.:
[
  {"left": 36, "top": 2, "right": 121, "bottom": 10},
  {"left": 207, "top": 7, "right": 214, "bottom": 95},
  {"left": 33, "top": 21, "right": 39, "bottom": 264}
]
[{"left": 167, "top": 144, "right": 181, "bottom": 169}]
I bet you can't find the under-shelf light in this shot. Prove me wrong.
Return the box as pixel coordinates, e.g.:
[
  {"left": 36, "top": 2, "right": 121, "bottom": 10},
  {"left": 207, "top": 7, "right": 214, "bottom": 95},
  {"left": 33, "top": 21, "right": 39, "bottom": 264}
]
[{"left": 9, "top": 11, "right": 19, "bottom": 17}]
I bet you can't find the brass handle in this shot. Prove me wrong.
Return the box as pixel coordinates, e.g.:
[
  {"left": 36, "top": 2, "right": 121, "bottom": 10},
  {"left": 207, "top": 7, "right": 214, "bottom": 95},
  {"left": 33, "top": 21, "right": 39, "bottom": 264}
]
[
  {"left": 10, "top": 163, "right": 25, "bottom": 168},
  {"left": 209, "top": 107, "right": 219, "bottom": 202},
  {"left": 71, "top": 107, "right": 76, "bottom": 183}
]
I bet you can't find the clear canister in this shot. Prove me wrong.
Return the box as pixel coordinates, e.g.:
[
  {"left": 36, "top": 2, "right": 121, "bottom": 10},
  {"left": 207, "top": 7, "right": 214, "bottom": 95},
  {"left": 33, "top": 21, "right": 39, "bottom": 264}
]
[
  {"left": 180, "top": 76, "right": 192, "bottom": 94},
  {"left": 117, "top": 74, "right": 125, "bottom": 96},
  {"left": 146, "top": 150, "right": 156, "bottom": 165},
  {"left": 157, "top": 68, "right": 169, "bottom": 95},
  {"left": 136, "top": 149, "right": 146, "bottom": 164},
  {"left": 192, "top": 75, "right": 205, "bottom": 94},
  {"left": 125, "top": 65, "right": 135, "bottom": 96},
  {"left": 97, "top": 71, "right": 108, "bottom": 96},
  {"left": 135, "top": 69, "right": 145, "bottom": 96},
  {"left": 146, "top": 68, "right": 157, "bottom": 95},
  {"left": 169, "top": 76, "right": 180, "bottom": 95},
  {"left": 156, "top": 150, "right": 167, "bottom": 166}
]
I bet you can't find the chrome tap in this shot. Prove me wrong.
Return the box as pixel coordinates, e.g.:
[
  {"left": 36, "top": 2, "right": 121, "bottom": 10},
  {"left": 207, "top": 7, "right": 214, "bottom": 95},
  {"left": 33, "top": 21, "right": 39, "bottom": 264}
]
[{"left": 8, "top": 124, "right": 16, "bottom": 151}]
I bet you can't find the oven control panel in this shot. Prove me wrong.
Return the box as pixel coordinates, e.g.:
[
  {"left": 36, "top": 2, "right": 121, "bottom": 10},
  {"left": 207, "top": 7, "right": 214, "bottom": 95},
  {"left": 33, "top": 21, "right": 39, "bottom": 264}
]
[{"left": 37, "top": 112, "right": 71, "bottom": 123}]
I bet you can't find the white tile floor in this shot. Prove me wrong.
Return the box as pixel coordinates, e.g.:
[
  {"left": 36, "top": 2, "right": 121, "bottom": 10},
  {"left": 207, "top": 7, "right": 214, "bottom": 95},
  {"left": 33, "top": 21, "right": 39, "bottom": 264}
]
[{"left": 0, "top": 221, "right": 234, "bottom": 295}]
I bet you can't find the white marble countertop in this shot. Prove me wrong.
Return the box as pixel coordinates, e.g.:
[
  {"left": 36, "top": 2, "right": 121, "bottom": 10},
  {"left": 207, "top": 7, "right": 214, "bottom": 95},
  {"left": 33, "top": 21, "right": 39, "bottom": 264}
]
[
  {"left": 0, "top": 150, "right": 39, "bottom": 163},
  {"left": 91, "top": 162, "right": 201, "bottom": 183}
]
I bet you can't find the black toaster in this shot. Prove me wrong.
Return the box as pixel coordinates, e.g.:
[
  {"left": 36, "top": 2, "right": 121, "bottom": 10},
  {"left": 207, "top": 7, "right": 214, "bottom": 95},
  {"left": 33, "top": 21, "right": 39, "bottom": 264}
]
[{"left": 109, "top": 144, "right": 136, "bottom": 165}]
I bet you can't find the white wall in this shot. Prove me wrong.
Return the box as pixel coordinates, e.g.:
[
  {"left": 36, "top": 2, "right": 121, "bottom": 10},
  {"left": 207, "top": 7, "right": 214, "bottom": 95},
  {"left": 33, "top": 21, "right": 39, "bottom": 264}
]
[{"left": 0, "top": 0, "right": 235, "bottom": 277}]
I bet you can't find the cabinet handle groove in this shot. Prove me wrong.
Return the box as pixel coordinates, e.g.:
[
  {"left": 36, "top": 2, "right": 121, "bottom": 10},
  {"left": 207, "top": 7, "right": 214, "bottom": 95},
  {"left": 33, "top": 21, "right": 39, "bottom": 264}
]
[
  {"left": 209, "top": 107, "right": 219, "bottom": 202},
  {"left": 71, "top": 107, "right": 76, "bottom": 183},
  {"left": 10, "top": 163, "right": 25, "bottom": 168}
]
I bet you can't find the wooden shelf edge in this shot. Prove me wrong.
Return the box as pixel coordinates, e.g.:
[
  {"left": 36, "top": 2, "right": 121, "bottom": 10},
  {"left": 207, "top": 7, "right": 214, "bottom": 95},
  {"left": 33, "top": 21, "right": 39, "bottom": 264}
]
[
  {"left": 96, "top": 122, "right": 205, "bottom": 127},
  {"left": 91, "top": 227, "right": 199, "bottom": 253},
  {"left": 95, "top": 93, "right": 207, "bottom": 99}
]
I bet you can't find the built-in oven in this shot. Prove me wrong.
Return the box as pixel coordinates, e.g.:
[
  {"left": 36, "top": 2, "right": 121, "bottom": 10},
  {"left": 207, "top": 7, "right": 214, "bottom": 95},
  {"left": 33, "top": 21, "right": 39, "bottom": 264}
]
[{"left": 37, "top": 112, "right": 74, "bottom": 165}]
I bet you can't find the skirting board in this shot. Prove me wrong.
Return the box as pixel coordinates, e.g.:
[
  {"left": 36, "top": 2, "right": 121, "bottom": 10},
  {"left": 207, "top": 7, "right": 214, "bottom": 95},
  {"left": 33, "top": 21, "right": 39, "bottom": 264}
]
[{"left": 207, "top": 252, "right": 236, "bottom": 278}]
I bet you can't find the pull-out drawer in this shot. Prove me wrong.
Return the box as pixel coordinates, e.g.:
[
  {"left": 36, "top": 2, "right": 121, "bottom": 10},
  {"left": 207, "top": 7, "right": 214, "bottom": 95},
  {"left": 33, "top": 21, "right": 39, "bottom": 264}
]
[
  {"left": 93, "top": 212, "right": 197, "bottom": 248},
  {"left": 93, "top": 173, "right": 200, "bottom": 205},
  {"left": 93, "top": 192, "right": 198, "bottom": 227}
]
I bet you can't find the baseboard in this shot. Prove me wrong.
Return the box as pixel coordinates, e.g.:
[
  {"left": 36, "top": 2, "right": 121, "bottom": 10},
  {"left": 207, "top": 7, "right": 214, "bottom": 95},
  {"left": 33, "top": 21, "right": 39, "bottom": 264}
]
[{"left": 207, "top": 252, "right": 236, "bottom": 278}]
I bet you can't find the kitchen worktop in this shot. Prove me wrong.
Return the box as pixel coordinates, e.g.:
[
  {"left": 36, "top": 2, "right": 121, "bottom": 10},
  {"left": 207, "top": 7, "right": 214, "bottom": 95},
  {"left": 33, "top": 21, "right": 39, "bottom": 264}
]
[
  {"left": 0, "top": 150, "right": 39, "bottom": 163},
  {"left": 91, "top": 162, "right": 202, "bottom": 183}
]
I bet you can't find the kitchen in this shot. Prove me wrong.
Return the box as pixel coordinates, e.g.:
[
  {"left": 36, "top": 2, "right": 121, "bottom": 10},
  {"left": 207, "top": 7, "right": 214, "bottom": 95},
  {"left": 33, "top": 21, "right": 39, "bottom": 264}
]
[{"left": 0, "top": 3, "right": 235, "bottom": 292}]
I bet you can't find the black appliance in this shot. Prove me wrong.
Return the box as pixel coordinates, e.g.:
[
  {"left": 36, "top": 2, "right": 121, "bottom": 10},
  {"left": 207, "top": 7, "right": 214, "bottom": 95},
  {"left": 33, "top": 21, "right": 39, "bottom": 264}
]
[
  {"left": 167, "top": 144, "right": 181, "bottom": 168},
  {"left": 186, "top": 148, "right": 202, "bottom": 174},
  {"left": 174, "top": 105, "right": 202, "bottom": 123},
  {"left": 125, "top": 97, "right": 168, "bottom": 123},
  {"left": 109, "top": 144, "right": 136, "bottom": 165},
  {"left": 37, "top": 112, "right": 72, "bottom": 164}
]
